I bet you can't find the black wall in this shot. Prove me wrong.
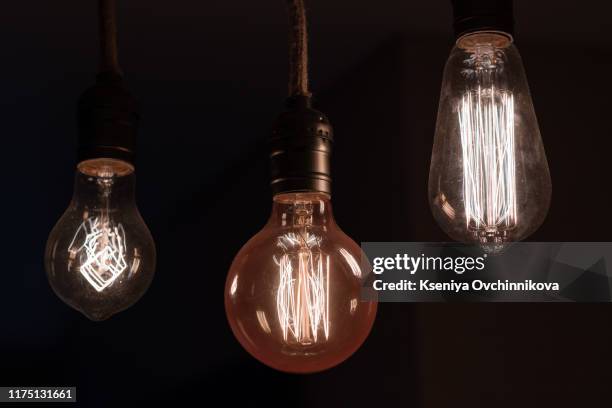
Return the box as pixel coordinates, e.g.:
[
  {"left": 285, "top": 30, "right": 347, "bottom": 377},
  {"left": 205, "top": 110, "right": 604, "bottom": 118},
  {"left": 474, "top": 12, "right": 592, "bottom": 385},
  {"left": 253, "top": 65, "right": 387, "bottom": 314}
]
[{"left": 1, "top": 1, "right": 611, "bottom": 406}]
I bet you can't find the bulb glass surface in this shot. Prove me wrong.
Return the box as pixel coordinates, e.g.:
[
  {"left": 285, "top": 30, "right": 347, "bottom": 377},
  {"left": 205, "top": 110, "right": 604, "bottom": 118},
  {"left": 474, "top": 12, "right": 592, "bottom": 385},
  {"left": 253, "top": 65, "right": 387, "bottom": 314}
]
[
  {"left": 45, "top": 158, "right": 155, "bottom": 321},
  {"left": 225, "top": 192, "right": 377, "bottom": 373},
  {"left": 429, "top": 32, "right": 551, "bottom": 248}
]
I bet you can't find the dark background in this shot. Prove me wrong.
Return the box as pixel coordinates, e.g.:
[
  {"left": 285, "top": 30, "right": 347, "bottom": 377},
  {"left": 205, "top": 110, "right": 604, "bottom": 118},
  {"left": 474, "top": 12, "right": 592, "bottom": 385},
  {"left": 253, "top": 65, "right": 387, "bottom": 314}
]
[{"left": 1, "top": 0, "right": 611, "bottom": 406}]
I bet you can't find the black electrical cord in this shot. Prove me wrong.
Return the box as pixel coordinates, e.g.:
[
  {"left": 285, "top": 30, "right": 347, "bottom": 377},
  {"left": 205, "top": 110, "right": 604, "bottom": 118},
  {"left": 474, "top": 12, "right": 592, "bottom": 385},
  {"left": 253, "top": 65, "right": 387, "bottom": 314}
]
[
  {"left": 77, "top": 0, "right": 138, "bottom": 164},
  {"left": 269, "top": 0, "right": 334, "bottom": 195},
  {"left": 98, "top": 0, "right": 122, "bottom": 75},
  {"left": 287, "top": 0, "right": 310, "bottom": 97}
]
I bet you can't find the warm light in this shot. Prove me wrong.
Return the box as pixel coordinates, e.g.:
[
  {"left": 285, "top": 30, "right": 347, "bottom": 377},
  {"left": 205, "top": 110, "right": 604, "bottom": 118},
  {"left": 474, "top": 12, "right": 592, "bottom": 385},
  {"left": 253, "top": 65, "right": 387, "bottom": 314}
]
[
  {"left": 276, "top": 233, "right": 330, "bottom": 344},
  {"left": 458, "top": 87, "right": 517, "bottom": 235},
  {"left": 429, "top": 32, "right": 551, "bottom": 247},
  {"left": 69, "top": 217, "right": 128, "bottom": 292},
  {"left": 225, "top": 193, "right": 377, "bottom": 373},
  {"left": 45, "top": 159, "right": 155, "bottom": 321}
]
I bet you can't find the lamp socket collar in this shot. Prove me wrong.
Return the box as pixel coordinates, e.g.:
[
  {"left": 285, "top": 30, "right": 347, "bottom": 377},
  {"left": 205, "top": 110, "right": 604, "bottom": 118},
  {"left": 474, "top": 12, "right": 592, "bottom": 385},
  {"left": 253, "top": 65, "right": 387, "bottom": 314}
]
[
  {"left": 452, "top": 0, "right": 514, "bottom": 40},
  {"left": 76, "top": 72, "right": 139, "bottom": 165},
  {"left": 269, "top": 95, "right": 334, "bottom": 195}
]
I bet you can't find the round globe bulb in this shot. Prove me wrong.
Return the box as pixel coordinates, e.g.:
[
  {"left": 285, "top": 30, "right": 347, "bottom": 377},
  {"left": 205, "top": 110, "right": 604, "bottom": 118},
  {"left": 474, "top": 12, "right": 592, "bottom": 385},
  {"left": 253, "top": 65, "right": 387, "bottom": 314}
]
[{"left": 225, "top": 192, "right": 377, "bottom": 373}]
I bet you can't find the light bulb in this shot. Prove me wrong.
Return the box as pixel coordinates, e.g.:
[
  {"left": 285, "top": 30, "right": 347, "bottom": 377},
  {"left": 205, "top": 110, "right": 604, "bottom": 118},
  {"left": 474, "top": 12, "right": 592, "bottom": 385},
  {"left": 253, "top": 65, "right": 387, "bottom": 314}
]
[
  {"left": 45, "top": 158, "right": 155, "bottom": 321},
  {"left": 225, "top": 192, "right": 377, "bottom": 373},
  {"left": 429, "top": 32, "right": 551, "bottom": 248}
]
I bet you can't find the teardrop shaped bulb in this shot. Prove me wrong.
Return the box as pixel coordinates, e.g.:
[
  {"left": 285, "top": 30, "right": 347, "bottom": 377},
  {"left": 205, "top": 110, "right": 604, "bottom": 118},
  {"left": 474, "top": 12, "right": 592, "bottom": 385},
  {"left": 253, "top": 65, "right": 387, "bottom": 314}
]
[
  {"left": 225, "top": 193, "right": 377, "bottom": 373},
  {"left": 45, "top": 158, "right": 156, "bottom": 321},
  {"left": 429, "top": 32, "right": 551, "bottom": 248}
]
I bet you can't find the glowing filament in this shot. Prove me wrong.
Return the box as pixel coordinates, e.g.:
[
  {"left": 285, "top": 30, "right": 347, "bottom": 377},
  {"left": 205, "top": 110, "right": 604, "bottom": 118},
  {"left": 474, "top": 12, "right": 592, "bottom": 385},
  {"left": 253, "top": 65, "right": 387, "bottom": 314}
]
[
  {"left": 276, "top": 232, "right": 330, "bottom": 345},
  {"left": 68, "top": 217, "right": 128, "bottom": 292},
  {"left": 458, "top": 87, "right": 517, "bottom": 237}
]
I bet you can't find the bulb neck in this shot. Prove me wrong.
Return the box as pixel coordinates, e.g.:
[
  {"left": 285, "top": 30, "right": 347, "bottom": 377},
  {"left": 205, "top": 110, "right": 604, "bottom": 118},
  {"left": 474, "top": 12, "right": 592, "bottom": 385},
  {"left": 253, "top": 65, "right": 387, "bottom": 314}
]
[
  {"left": 451, "top": 0, "right": 514, "bottom": 40},
  {"left": 269, "top": 95, "right": 334, "bottom": 196},
  {"left": 72, "top": 159, "right": 136, "bottom": 208},
  {"left": 456, "top": 31, "right": 513, "bottom": 50},
  {"left": 268, "top": 192, "right": 334, "bottom": 228}
]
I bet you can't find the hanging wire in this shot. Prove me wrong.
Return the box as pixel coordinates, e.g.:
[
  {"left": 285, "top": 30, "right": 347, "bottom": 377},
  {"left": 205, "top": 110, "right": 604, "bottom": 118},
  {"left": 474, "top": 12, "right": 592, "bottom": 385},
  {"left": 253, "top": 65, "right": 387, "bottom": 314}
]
[
  {"left": 98, "top": 0, "right": 122, "bottom": 75},
  {"left": 287, "top": 0, "right": 310, "bottom": 97}
]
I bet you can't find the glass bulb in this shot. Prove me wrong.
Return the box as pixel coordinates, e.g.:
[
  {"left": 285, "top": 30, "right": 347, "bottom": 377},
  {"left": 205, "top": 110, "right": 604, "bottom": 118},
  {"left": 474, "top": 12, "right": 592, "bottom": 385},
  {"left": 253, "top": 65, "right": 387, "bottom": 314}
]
[
  {"left": 429, "top": 32, "right": 551, "bottom": 248},
  {"left": 45, "top": 158, "right": 156, "bottom": 321},
  {"left": 225, "top": 192, "right": 377, "bottom": 373}
]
